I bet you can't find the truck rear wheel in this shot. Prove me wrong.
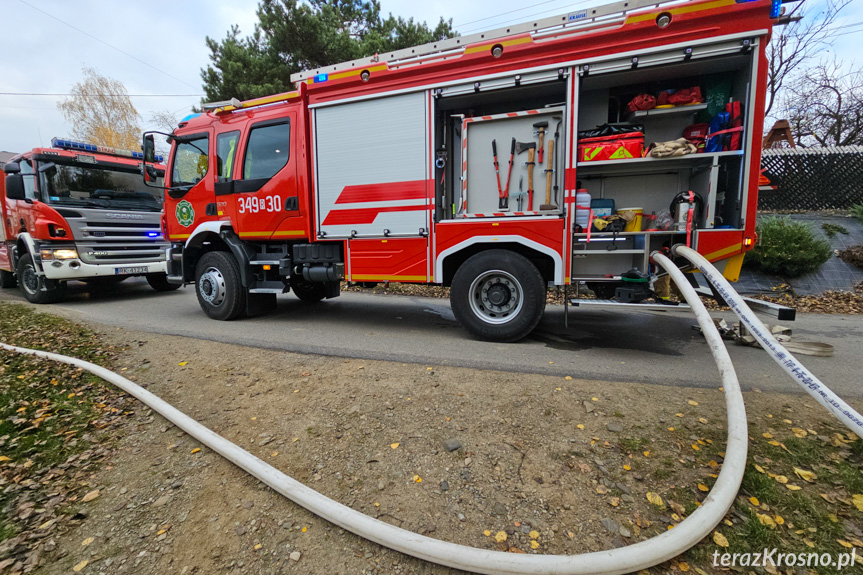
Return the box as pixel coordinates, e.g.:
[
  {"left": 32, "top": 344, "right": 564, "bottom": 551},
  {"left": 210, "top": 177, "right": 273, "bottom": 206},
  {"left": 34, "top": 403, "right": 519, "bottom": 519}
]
[
  {"left": 16, "top": 254, "right": 67, "bottom": 304},
  {"left": 450, "top": 250, "right": 546, "bottom": 342},
  {"left": 146, "top": 273, "right": 182, "bottom": 292},
  {"left": 195, "top": 251, "right": 246, "bottom": 320},
  {"left": 0, "top": 269, "right": 16, "bottom": 289}
]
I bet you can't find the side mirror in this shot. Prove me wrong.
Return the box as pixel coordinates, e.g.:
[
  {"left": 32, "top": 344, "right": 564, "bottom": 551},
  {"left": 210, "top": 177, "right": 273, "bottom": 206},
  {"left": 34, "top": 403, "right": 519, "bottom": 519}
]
[
  {"left": 3, "top": 163, "right": 20, "bottom": 174},
  {"left": 5, "top": 174, "right": 26, "bottom": 201},
  {"left": 143, "top": 134, "right": 156, "bottom": 163}
]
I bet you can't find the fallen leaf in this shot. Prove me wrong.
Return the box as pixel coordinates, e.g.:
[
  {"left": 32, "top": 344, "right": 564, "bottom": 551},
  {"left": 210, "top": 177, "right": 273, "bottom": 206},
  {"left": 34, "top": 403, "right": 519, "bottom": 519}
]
[
  {"left": 591, "top": 397, "right": 598, "bottom": 402},
  {"left": 390, "top": 443, "right": 400, "bottom": 449},
  {"left": 495, "top": 531, "right": 508, "bottom": 543},
  {"left": 749, "top": 496, "right": 760, "bottom": 506},
  {"left": 853, "top": 494, "right": 863, "bottom": 512},
  {"left": 688, "top": 400, "right": 699, "bottom": 406},
  {"left": 73, "top": 560, "right": 88, "bottom": 572},
  {"left": 757, "top": 513, "right": 776, "bottom": 528},
  {"left": 697, "top": 483, "right": 709, "bottom": 492},
  {"left": 754, "top": 464, "right": 766, "bottom": 474},
  {"left": 412, "top": 475, "right": 422, "bottom": 483},
  {"left": 254, "top": 543, "right": 262, "bottom": 550},
  {"left": 691, "top": 444, "right": 700, "bottom": 451},
  {"left": 529, "top": 530, "right": 540, "bottom": 539},
  {"left": 179, "top": 361, "right": 188, "bottom": 366},
  {"left": 608, "top": 497, "right": 620, "bottom": 507},
  {"left": 837, "top": 540, "right": 853, "bottom": 549},
  {"left": 774, "top": 515, "right": 785, "bottom": 525},
  {"left": 596, "top": 485, "right": 609, "bottom": 495},
  {"left": 679, "top": 561, "right": 690, "bottom": 571},
  {"left": 81, "top": 489, "right": 100, "bottom": 503},
  {"left": 530, "top": 540, "right": 540, "bottom": 549},
  {"left": 698, "top": 418, "right": 708, "bottom": 424},
  {"left": 565, "top": 376, "right": 572, "bottom": 380},
  {"left": 576, "top": 424, "right": 584, "bottom": 430},
  {"left": 668, "top": 427, "right": 675, "bottom": 431},
  {"left": 793, "top": 467, "right": 817, "bottom": 483},
  {"left": 0, "top": 456, "right": 10, "bottom": 463},
  {"left": 643, "top": 451, "right": 650, "bottom": 457},
  {"left": 508, "top": 546, "right": 525, "bottom": 553},
  {"left": 774, "top": 475, "right": 788, "bottom": 484},
  {"left": 785, "top": 484, "right": 802, "bottom": 491},
  {"left": 763, "top": 432, "right": 774, "bottom": 439},
  {"left": 191, "top": 448, "right": 201, "bottom": 454},
  {"left": 675, "top": 413, "right": 684, "bottom": 418},
  {"left": 483, "top": 530, "right": 491, "bottom": 537},
  {"left": 81, "top": 537, "right": 94, "bottom": 546},
  {"left": 791, "top": 427, "right": 808, "bottom": 438},
  {"left": 623, "top": 464, "right": 631, "bottom": 471},
  {"left": 646, "top": 492, "right": 664, "bottom": 507}
]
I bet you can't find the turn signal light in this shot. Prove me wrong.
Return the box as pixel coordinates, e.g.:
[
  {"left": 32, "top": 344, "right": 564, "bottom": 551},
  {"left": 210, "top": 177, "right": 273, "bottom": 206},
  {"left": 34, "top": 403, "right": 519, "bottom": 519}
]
[{"left": 744, "top": 237, "right": 753, "bottom": 246}]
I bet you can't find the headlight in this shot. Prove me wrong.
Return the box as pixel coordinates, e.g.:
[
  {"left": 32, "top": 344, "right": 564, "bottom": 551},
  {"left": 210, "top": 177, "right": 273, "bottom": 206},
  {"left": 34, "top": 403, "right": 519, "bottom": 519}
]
[
  {"left": 40, "top": 249, "right": 54, "bottom": 260},
  {"left": 52, "top": 249, "right": 79, "bottom": 260}
]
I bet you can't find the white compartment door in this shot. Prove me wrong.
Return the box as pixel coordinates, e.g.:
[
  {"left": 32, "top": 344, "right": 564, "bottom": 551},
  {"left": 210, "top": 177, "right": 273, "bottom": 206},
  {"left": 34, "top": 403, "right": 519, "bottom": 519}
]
[{"left": 315, "top": 92, "right": 429, "bottom": 238}]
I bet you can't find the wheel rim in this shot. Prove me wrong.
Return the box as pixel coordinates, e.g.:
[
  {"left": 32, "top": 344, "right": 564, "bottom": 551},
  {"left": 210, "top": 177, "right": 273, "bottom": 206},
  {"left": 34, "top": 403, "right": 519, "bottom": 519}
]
[
  {"left": 468, "top": 269, "right": 523, "bottom": 324},
  {"left": 199, "top": 267, "right": 227, "bottom": 307},
  {"left": 21, "top": 263, "right": 39, "bottom": 295}
]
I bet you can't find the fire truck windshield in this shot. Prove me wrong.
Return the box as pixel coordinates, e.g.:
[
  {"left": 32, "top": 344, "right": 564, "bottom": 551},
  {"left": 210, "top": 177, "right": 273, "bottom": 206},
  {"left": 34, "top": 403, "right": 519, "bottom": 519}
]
[
  {"left": 37, "top": 159, "right": 164, "bottom": 212},
  {"left": 170, "top": 135, "right": 209, "bottom": 188}
]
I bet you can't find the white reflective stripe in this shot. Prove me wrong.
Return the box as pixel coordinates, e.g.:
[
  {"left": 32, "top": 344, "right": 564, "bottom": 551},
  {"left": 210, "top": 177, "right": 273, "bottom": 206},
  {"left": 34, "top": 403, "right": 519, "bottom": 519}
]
[
  {"left": 435, "top": 235, "right": 563, "bottom": 284},
  {"left": 184, "top": 221, "right": 230, "bottom": 249}
]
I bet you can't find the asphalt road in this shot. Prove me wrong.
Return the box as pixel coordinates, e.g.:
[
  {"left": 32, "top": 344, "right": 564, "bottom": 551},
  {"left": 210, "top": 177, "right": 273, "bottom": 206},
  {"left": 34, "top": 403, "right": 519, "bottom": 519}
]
[{"left": 2, "top": 278, "right": 862, "bottom": 397}]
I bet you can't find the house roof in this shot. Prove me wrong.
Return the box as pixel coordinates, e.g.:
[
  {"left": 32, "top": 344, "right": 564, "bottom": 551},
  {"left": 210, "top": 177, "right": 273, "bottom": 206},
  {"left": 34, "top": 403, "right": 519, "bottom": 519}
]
[{"left": 0, "top": 151, "right": 18, "bottom": 164}]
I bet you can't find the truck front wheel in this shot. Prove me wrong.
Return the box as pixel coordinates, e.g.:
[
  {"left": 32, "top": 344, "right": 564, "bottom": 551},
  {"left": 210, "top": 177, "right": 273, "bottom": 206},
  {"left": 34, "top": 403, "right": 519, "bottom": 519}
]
[
  {"left": 194, "top": 251, "right": 246, "bottom": 320},
  {"left": 450, "top": 250, "right": 546, "bottom": 342},
  {"left": 16, "top": 254, "right": 67, "bottom": 304}
]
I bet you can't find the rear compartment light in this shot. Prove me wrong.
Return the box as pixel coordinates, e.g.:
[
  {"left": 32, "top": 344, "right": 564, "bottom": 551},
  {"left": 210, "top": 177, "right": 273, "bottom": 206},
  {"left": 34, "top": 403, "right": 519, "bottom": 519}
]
[
  {"left": 656, "top": 12, "right": 672, "bottom": 28},
  {"left": 491, "top": 44, "right": 503, "bottom": 58},
  {"left": 360, "top": 70, "right": 370, "bottom": 82}
]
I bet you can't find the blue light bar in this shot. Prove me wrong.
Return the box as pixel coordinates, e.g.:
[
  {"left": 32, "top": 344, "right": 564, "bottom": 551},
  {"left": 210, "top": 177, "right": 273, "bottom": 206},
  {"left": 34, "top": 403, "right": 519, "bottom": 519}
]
[
  {"left": 770, "top": 0, "right": 781, "bottom": 18},
  {"left": 147, "top": 232, "right": 161, "bottom": 238},
  {"left": 51, "top": 137, "right": 163, "bottom": 163},
  {"left": 314, "top": 73, "right": 329, "bottom": 83}
]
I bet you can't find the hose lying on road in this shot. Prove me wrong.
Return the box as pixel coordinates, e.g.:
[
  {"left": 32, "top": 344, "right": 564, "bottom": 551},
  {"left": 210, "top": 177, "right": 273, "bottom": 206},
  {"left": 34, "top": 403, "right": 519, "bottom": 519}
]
[
  {"left": 0, "top": 257, "right": 748, "bottom": 575},
  {"left": 673, "top": 245, "right": 863, "bottom": 439}
]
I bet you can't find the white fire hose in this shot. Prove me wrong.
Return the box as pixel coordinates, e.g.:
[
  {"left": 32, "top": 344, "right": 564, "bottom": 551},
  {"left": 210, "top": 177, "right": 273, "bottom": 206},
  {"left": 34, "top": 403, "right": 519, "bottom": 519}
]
[
  {"left": 0, "top": 252, "right": 748, "bottom": 575},
  {"left": 672, "top": 245, "right": 863, "bottom": 439}
]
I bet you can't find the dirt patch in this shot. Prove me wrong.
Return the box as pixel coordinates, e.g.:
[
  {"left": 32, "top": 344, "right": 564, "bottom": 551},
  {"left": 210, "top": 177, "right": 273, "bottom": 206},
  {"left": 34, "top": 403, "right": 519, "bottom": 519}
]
[{"left": 25, "top": 328, "right": 863, "bottom": 575}]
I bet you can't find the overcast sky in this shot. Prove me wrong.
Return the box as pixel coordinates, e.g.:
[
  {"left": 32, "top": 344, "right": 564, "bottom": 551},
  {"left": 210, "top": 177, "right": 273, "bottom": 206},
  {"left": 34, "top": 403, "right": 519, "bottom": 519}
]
[{"left": 0, "top": 0, "right": 858, "bottom": 154}]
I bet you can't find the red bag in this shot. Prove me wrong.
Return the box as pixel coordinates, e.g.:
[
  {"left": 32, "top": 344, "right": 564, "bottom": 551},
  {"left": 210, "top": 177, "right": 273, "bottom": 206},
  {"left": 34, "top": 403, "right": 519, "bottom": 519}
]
[
  {"left": 667, "top": 87, "right": 703, "bottom": 105},
  {"left": 726, "top": 101, "right": 742, "bottom": 151},
  {"left": 578, "top": 132, "right": 644, "bottom": 162},
  {"left": 683, "top": 123, "right": 710, "bottom": 152},
  {"left": 626, "top": 94, "right": 656, "bottom": 114}
]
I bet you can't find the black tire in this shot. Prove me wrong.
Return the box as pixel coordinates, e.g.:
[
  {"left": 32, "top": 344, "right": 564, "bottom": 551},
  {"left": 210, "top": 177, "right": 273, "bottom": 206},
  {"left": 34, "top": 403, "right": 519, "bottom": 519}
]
[
  {"left": 16, "top": 254, "right": 67, "bottom": 304},
  {"left": 291, "top": 277, "right": 327, "bottom": 303},
  {"left": 450, "top": 249, "right": 546, "bottom": 342},
  {"left": 194, "top": 251, "right": 246, "bottom": 320},
  {"left": 0, "top": 269, "right": 16, "bottom": 289},
  {"left": 146, "top": 273, "right": 181, "bottom": 292}
]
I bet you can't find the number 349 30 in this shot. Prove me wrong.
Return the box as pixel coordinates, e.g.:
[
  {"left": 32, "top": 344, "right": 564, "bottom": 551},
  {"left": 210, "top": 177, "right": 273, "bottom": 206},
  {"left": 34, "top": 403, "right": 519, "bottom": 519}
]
[{"left": 238, "top": 195, "right": 281, "bottom": 214}]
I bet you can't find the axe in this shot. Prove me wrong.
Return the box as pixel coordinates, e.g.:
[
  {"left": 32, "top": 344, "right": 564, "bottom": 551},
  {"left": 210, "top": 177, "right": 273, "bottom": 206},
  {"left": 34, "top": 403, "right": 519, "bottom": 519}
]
[{"left": 515, "top": 141, "right": 536, "bottom": 211}]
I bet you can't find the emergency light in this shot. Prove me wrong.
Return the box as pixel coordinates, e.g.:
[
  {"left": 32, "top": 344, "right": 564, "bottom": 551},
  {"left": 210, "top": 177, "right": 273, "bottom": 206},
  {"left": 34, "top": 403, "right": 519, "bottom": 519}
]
[
  {"left": 51, "top": 137, "right": 164, "bottom": 163},
  {"left": 314, "top": 73, "right": 328, "bottom": 83},
  {"left": 734, "top": 0, "right": 781, "bottom": 18}
]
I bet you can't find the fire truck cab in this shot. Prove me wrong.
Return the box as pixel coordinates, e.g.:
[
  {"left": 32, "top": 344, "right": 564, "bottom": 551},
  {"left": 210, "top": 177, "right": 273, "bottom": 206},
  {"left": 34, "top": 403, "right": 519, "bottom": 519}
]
[
  {"left": 152, "top": 0, "right": 778, "bottom": 341},
  {"left": 1, "top": 139, "right": 175, "bottom": 303}
]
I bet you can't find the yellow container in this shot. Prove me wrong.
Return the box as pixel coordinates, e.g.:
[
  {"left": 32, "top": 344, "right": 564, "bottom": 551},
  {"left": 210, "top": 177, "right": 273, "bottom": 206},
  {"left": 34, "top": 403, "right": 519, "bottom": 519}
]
[{"left": 618, "top": 207, "right": 643, "bottom": 232}]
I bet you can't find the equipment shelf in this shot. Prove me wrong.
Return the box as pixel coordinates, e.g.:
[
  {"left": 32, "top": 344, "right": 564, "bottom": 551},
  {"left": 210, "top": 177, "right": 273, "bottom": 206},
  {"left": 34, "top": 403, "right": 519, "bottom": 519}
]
[
  {"left": 576, "top": 150, "right": 743, "bottom": 175},
  {"left": 625, "top": 103, "right": 707, "bottom": 122}
]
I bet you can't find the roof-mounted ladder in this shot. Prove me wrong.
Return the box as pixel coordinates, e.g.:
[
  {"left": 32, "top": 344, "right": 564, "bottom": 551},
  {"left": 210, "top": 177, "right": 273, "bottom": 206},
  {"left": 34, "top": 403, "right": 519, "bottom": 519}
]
[{"left": 290, "top": 0, "right": 698, "bottom": 82}]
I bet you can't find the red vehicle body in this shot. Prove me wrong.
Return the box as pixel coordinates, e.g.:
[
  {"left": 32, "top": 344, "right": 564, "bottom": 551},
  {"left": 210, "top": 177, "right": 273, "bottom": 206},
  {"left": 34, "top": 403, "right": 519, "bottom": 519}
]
[
  {"left": 153, "top": 0, "right": 777, "bottom": 341},
  {"left": 1, "top": 139, "right": 175, "bottom": 303}
]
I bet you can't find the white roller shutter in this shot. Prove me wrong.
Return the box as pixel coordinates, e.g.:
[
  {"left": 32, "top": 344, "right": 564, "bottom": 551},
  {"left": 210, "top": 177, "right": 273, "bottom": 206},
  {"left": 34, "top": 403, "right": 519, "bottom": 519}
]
[{"left": 315, "top": 92, "right": 429, "bottom": 238}]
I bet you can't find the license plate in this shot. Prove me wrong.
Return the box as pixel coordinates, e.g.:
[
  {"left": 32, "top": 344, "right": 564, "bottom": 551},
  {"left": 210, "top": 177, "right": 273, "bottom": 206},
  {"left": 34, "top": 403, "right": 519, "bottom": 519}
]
[{"left": 114, "top": 266, "right": 149, "bottom": 275}]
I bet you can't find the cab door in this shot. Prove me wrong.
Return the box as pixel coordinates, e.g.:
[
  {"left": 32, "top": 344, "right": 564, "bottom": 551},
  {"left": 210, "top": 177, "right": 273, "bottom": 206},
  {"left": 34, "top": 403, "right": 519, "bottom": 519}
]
[
  {"left": 165, "top": 131, "right": 213, "bottom": 241},
  {"left": 230, "top": 114, "right": 300, "bottom": 240}
]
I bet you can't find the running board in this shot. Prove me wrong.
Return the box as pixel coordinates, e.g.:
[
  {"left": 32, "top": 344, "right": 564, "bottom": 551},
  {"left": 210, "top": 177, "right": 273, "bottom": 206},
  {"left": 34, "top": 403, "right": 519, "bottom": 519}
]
[
  {"left": 568, "top": 299, "right": 691, "bottom": 312},
  {"left": 694, "top": 287, "right": 796, "bottom": 321}
]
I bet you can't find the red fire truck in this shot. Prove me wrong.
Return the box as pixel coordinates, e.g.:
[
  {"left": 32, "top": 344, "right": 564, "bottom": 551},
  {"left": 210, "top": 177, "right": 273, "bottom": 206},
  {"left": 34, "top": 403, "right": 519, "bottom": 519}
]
[
  {"left": 147, "top": 0, "right": 780, "bottom": 341},
  {"left": 1, "top": 139, "right": 176, "bottom": 303}
]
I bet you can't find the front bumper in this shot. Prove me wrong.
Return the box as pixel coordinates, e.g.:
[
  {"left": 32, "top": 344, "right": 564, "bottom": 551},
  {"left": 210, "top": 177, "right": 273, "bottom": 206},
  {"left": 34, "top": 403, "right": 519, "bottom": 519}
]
[{"left": 41, "top": 257, "right": 168, "bottom": 280}]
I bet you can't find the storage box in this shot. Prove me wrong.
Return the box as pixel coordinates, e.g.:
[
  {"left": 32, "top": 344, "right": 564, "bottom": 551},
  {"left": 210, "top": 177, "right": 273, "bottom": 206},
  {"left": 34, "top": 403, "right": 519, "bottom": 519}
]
[
  {"left": 578, "top": 132, "right": 644, "bottom": 162},
  {"left": 590, "top": 198, "right": 615, "bottom": 217}
]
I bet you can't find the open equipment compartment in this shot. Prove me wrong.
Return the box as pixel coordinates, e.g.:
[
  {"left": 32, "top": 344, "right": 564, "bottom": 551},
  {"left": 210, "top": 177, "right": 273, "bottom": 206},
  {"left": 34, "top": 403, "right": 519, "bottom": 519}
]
[
  {"left": 570, "top": 43, "right": 758, "bottom": 283},
  {"left": 432, "top": 77, "right": 568, "bottom": 220}
]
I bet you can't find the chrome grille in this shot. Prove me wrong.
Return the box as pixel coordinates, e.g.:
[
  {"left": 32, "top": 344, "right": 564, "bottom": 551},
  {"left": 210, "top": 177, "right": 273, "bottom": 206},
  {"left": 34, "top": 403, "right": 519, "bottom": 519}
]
[{"left": 60, "top": 207, "right": 169, "bottom": 265}]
